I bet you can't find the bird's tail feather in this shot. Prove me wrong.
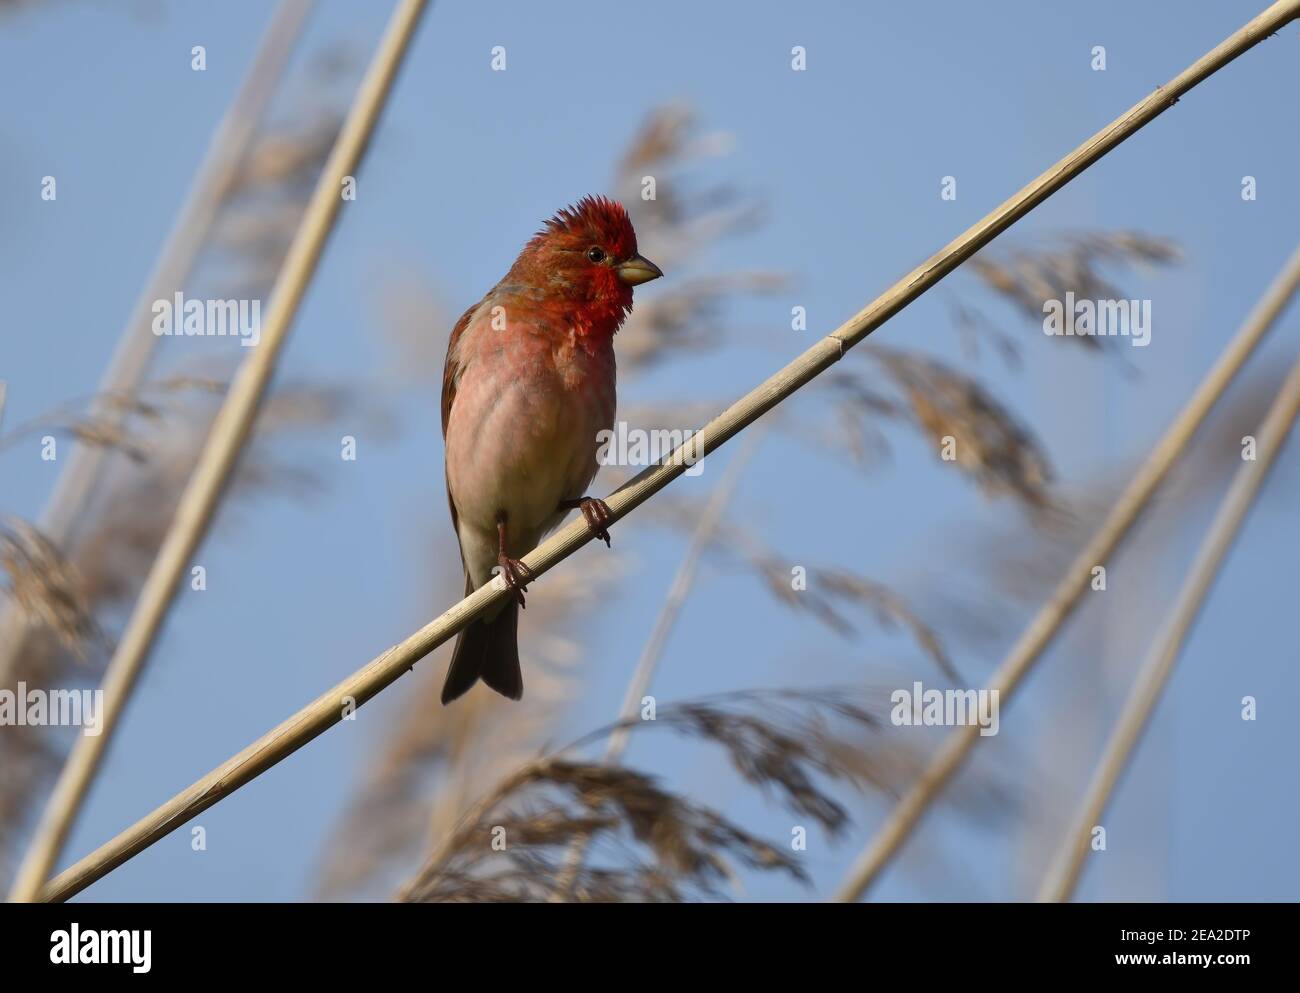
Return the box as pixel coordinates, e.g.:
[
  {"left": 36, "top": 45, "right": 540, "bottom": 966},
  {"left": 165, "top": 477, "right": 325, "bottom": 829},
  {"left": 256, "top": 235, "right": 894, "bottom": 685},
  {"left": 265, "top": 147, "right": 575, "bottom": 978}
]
[{"left": 440, "top": 578, "right": 522, "bottom": 704}]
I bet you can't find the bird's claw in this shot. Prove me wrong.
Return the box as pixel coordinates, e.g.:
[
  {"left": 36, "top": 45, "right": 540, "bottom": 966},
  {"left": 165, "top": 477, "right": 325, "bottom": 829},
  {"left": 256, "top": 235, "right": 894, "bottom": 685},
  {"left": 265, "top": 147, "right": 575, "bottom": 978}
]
[
  {"left": 578, "top": 497, "right": 613, "bottom": 547},
  {"left": 496, "top": 554, "right": 533, "bottom": 608}
]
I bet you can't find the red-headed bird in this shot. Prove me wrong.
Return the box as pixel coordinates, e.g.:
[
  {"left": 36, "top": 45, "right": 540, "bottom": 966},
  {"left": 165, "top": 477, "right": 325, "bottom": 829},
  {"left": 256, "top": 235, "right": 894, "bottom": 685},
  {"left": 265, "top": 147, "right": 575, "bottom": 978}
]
[{"left": 440, "top": 196, "right": 661, "bottom": 703}]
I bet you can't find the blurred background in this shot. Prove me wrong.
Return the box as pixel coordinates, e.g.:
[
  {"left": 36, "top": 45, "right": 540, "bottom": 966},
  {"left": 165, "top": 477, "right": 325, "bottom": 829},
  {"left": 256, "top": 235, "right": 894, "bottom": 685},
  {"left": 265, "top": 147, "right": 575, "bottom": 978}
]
[{"left": 1, "top": 0, "right": 1297, "bottom": 902}]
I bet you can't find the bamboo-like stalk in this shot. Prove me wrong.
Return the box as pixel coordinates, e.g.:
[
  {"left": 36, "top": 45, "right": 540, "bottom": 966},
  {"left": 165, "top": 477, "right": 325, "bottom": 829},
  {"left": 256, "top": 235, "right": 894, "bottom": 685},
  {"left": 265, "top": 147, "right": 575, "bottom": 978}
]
[
  {"left": 833, "top": 242, "right": 1300, "bottom": 903},
  {"left": 550, "top": 425, "right": 768, "bottom": 900},
  {"left": 6, "top": 0, "right": 431, "bottom": 903},
  {"left": 606, "top": 427, "right": 768, "bottom": 763},
  {"left": 0, "top": 0, "right": 315, "bottom": 689},
  {"left": 1036, "top": 354, "right": 1300, "bottom": 902},
  {"left": 35, "top": 0, "right": 1300, "bottom": 904}
]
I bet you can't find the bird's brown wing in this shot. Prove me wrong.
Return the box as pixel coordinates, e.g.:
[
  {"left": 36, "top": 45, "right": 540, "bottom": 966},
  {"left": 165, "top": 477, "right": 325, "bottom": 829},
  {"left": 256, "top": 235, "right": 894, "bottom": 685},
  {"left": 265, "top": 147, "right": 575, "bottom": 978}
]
[
  {"left": 441, "top": 299, "right": 480, "bottom": 439},
  {"left": 441, "top": 297, "right": 484, "bottom": 557}
]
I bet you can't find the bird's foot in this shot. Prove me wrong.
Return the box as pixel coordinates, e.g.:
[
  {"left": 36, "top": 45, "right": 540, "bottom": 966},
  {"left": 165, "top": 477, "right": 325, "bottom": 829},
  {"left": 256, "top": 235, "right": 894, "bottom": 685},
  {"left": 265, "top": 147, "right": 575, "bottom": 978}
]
[
  {"left": 561, "top": 496, "right": 613, "bottom": 547},
  {"left": 496, "top": 553, "right": 533, "bottom": 608},
  {"left": 495, "top": 513, "right": 532, "bottom": 608}
]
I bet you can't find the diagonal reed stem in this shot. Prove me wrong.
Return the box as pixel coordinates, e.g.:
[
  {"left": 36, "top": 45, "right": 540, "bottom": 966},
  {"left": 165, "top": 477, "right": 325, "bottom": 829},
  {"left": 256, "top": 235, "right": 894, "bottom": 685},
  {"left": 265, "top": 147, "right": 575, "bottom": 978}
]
[
  {"left": 0, "top": 0, "right": 316, "bottom": 690},
  {"left": 1036, "top": 353, "right": 1300, "bottom": 902},
  {"left": 834, "top": 242, "right": 1300, "bottom": 902},
  {"left": 35, "top": 0, "right": 1300, "bottom": 904},
  {"left": 7, "top": 0, "right": 431, "bottom": 903},
  {"left": 606, "top": 426, "right": 769, "bottom": 764},
  {"left": 549, "top": 425, "right": 768, "bottom": 900}
]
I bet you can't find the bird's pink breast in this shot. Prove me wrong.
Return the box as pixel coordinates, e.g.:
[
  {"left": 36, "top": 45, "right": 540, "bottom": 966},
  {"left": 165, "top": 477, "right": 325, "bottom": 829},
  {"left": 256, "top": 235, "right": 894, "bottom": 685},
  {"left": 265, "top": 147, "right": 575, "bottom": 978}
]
[{"left": 444, "top": 303, "right": 616, "bottom": 585}]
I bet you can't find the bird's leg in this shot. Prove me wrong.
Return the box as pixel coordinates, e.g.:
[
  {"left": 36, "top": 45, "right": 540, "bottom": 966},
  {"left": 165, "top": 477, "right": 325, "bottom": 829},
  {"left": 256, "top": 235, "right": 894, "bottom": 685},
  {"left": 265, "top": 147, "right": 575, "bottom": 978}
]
[
  {"left": 495, "top": 512, "right": 532, "bottom": 608},
  {"left": 558, "top": 496, "right": 613, "bottom": 547}
]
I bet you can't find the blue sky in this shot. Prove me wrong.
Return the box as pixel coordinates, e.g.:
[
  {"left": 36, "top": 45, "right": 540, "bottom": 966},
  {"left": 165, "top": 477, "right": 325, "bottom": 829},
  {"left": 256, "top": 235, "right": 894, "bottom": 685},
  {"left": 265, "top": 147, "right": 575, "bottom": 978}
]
[{"left": 2, "top": 1, "right": 1298, "bottom": 901}]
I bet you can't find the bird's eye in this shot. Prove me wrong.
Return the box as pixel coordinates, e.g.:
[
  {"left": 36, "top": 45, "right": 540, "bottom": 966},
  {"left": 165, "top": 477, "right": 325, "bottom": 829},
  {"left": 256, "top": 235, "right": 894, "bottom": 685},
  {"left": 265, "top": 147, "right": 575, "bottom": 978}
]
[{"left": 587, "top": 247, "right": 606, "bottom": 263}]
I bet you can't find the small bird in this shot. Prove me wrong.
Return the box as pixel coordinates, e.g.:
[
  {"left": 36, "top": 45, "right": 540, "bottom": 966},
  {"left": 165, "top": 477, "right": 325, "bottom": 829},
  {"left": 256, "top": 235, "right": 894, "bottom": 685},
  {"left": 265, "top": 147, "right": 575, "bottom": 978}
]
[{"left": 440, "top": 196, "right": 661, "bottom": 703}]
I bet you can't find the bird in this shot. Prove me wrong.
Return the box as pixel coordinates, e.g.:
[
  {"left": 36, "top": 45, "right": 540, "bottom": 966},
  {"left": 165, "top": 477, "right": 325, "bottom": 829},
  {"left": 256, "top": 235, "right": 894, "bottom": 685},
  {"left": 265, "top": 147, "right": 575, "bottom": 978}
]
[{"left": 440, "top": 196, "right": 662, "bottom": 704}]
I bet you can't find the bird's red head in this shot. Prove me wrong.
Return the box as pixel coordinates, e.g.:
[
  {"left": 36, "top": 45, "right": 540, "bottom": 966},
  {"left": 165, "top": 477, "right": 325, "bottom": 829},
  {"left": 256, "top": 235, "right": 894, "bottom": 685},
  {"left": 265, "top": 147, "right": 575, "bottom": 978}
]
[{"left": 506, "top": 195, "right": 662, "bottom": 338}]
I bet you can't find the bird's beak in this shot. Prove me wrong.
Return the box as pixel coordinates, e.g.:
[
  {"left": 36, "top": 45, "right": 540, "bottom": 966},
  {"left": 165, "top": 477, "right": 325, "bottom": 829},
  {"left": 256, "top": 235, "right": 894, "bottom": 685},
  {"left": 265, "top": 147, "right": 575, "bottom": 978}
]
[{"left": 616, "top": 254, "right": 663, "bottom": 286}]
